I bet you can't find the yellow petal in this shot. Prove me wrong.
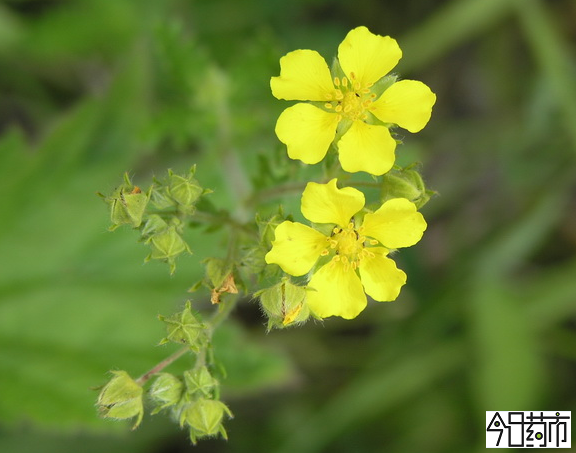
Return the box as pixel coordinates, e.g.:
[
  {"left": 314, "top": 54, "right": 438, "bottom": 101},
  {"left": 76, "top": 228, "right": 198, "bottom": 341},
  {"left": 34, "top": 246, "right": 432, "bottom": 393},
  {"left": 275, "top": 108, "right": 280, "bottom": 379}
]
[
  {"left": 275, "top": 103, "right": 339, "bottom": 164},
  {"left": 265, "top": 221, "right": 327, "bottom": 276},
  {"left": 271, "top": 49, "right": 335, "bottom": 101},
  {"left": 362, "top": 198, "right": 427, "bottom": 248},
  {"left": 370, "top": 80, "right": 436, "bottom": 132},
  {"left": 359, "top": 247, "right": 406, "bottom": 301},
  {"left": 307, "top": 260, "right": 366, "bottom": 319},
  {"left": 301, "top": 179, "right": 364, "bottom": 227},
  {"left": 337, "top": 120, "right": 396, "bottom": 175},
  {"left": 338, "top": 26, "right": 402, "bottom": 87}
]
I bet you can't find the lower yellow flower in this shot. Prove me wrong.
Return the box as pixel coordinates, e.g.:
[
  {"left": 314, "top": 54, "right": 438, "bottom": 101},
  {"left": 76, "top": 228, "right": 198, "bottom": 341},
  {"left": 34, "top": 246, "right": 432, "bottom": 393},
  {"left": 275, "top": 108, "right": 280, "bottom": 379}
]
[{"left": 265, "top": 179, "right": 427, "bottom": 319}]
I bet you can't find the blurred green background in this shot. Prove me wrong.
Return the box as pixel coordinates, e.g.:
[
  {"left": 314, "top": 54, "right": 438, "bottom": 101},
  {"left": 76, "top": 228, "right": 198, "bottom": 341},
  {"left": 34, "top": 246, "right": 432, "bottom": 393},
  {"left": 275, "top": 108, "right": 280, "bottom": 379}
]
[{"left": 1, "top": 0, "right": 575, "bottom": 452}]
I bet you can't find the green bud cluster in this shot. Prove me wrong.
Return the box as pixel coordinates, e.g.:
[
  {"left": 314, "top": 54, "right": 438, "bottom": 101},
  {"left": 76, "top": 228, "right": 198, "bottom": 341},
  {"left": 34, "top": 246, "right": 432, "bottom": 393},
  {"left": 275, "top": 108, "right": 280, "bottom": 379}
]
[
  {"left": 98, "top": 300, "right": 231, "bottom": 443},
  {"left": 99, "top": 168, "right": 210, "bottom": 273}
]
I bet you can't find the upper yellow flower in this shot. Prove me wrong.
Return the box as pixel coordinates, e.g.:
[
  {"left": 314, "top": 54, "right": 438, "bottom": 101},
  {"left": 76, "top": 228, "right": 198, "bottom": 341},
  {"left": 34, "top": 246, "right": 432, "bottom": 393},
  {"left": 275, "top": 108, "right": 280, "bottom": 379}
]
[
  {"left": 265, "top": 179, "right": 427, "bottom": 319},
  {"left": 271, "top": 26, "right": 436, "bottom": 176}
]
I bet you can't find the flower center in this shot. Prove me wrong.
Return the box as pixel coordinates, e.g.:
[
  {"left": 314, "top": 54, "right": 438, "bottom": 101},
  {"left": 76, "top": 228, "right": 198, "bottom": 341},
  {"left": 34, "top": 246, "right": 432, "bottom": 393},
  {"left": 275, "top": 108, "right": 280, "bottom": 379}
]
[
  {"left": 321, "top": 223, "right": 374, "bottom": 270},
  {"left": 324, "top": 73, "right": 377, "bottom": 122}
]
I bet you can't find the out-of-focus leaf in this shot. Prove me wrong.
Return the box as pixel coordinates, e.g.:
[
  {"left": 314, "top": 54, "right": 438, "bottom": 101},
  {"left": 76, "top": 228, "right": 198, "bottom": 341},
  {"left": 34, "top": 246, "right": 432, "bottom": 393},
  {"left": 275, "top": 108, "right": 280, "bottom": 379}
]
[{"left": 212, "top": 322, "right": 295, "bottom": 396}]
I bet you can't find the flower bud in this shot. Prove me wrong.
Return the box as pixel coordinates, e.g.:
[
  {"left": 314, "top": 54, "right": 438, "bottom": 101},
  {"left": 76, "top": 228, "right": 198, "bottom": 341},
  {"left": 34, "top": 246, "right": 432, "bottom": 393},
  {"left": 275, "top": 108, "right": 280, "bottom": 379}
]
[
  {"left": 158, "top": 301, "right": 205, "bottom": 347},
  {"left": 96, "top": 370, "right": 144, "bottom": 429},
  {"left": 167, "top": 168, "right": 203, "bottom": 213},
  {"left": 258, "top": 278, "right": 310, "bottom": 330},
  {"left": 149, "top": 373, "right": 184, "bottom": 413},
  {"left": 104, "top": 174, "right": 149, "bottom": 229},
  {"left": 179, "top": 398, "right": 232, "bottom": 444},
  {"left": 381, "top": 166, "right": 433, "bottom": 209},
  {"left": 145, "top": 225, "right": 192, "bottom": 274},
  {"left": 184, "top": 366, "right": 218, "bottom": 398}
]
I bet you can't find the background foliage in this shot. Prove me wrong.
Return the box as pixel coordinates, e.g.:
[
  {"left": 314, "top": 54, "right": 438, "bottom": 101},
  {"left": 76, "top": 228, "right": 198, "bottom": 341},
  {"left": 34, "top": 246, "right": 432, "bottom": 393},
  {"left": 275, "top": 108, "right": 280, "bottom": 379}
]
[{"left": 0, "top": 0, "right": 575, "bottom": 452}]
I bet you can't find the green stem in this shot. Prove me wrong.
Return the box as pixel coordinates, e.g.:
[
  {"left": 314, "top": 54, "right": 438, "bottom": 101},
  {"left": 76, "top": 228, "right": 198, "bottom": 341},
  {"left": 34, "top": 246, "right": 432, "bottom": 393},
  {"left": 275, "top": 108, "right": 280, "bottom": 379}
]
[{"left": 135, "top": 346, "right": 189, "bottom": 385}]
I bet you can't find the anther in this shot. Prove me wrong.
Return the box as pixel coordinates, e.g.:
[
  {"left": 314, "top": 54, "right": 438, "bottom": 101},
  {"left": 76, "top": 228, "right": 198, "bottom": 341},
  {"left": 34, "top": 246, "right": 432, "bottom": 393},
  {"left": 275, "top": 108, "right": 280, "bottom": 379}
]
[
  {"left": 333, "top": 77, "right": 341, "bottom": 87},
  {"left": 324, "top": 103, "right": 333, "bottom": 109},
  {"left": 369, "top": 239, "right": 378, "bottom": 245},
  {"left": 342, "top": 77, "right": 348, "bottom": 87},
  {"left": 320, "top": 249, "right": 329, "bottom": 256}
]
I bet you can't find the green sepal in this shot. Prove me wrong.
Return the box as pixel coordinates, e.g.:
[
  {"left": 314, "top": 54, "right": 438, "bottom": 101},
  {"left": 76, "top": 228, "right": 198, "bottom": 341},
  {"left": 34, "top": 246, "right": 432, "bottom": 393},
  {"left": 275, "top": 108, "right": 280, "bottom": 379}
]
[
  {"left": 204, "top": 257, "right": 232, "bottom": 289},
  {"left": 149, "top": 184, "right": 175, "bottom": 210},
  {"left": 96, "top": 370, "right": 144, "bottom": 429},
  {"left": 381, "top": 164, "right": 435, "bottom": 209},
  {"left": 329, "top": 56, "right": 345, "bottom": 82},
  {"left": 183, "top": 366, "right": 218, "bottom": 398},
  {"left": 256, "top": 211, "right": 284, "bottom": 248},
  {"left": 145, "top": 225, "right": 192, "bottom": 274},
  {"left": 158, "top": 301, "right": 206, "bottom": 348},
  {"left": 149, "top": 373, "right": 184, "bottom": 414},
  {"left": 104, "top": 174, "right": 150, "bottom": 229},
  {"left": 257, "top": 277, "right": 310, "bottom": 330},
  {"left": 368, "top": 74, "right": 398, "bottom": 98},
  {"left": 166, "top": 167, "right": 203, "bottom": 213},
  {"left": 180, "top": 398, "right": 233, "bottom": 443},
  {"left": 140, "top": 214, "right": 169, "bottom": 239}
]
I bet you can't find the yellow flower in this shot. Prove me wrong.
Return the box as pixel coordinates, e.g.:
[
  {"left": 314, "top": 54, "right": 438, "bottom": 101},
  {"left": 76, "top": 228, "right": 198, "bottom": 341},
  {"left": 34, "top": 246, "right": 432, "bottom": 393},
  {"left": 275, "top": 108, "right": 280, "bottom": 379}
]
[
  {"left": 265, "top": 179, "right": 427, "bottom": 319},
  {"left": 271, "top": 26, "right": 436, "bottom": 176}
]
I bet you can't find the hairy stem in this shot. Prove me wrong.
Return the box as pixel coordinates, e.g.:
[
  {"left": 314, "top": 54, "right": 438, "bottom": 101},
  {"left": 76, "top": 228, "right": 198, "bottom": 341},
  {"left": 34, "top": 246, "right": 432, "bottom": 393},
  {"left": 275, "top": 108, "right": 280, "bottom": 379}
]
[{"left": 135, "top": 346, "right": 189, "bottom": 385}]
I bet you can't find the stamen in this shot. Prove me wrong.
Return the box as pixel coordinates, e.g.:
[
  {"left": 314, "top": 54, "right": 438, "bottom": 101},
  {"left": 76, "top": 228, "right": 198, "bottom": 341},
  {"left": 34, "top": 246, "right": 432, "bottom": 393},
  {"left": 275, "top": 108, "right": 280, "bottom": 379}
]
[
  {"left": 369, "top": 239, "right": 378, "bottom": 245},
  {"left": 353, "top": 81, "right": 361, "bottom": 90},
  {"left": 349, "top": 72, "right": 356, "bottom": 80},
  {"left": 324, "top": 103, "right": 333, "bottom": 109},
  {"left": 342, "top": 77, "right": 348, "bottom": 87},
  {"left": 348, "top": 222, "right": 354, "bottom": 229},
  {"left": 320, "top": 249, "right": 329, "bottom": 256},
  {"left": 335, "top": 105, "right": 342, "bottom": 113},
  {"left": 362, "top": 88, "right": 370, "bottom": 94},
  {"left": 333, "top": 227, "right": 341, "bottom": 234},
  {"left": 333, "top": 77, "right": 341, "bottom": 87},
  {"left": 334, "top": 90, "right": 344, "bottom": 100},
  {"left": 343, "top": 104, "right": 352, "bottom": 113},
  {"left": 351, "top": 261, "right": 358, "bottom": 270}
]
